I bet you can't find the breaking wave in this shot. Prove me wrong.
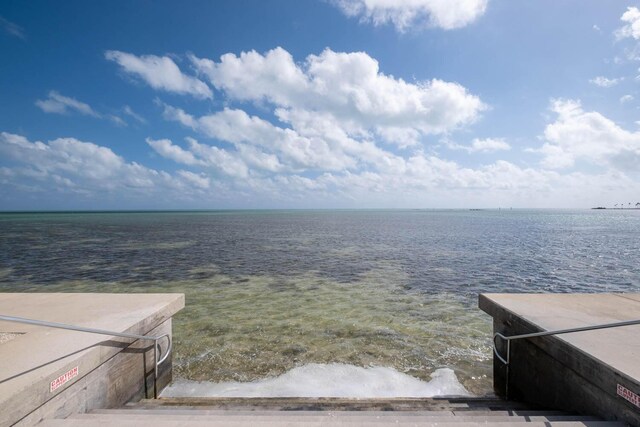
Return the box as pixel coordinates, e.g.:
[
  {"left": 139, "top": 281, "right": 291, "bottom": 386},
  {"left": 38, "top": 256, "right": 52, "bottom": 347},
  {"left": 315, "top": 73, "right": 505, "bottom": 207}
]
[{"left": 161, "top": 363, "right": 471, "bottom": 398}]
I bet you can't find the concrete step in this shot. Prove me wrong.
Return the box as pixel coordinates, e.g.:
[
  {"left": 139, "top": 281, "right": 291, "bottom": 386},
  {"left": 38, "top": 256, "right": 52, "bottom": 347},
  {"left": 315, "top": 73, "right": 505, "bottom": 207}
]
[
  {"left": 131, "top": 397, "right": 534, "bottom": 411},
  {"left": 90, "top": 409, "right": 457, "bottom": 416},
  {"left": 88, "top": 408, "right": 588, "bottom": 419},
  {"left": 73, "top": 412, "right": 603, "bottom": 423},
  {"left": 39, "top": 396, "right": 626, "bottom": 426},
  {"left": 39, "top": 417, "right": 628, "bottom": 427},
  {"left": 432, "top": 397, "right": 539, "bottom": 408},
  {"left": 90, "top": 406, "right": 577, "bottom": 417}
]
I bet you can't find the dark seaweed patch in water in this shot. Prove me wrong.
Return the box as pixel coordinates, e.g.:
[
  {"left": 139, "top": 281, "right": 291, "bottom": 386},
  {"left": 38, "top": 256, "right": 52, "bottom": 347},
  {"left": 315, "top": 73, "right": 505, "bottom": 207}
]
[
  {"left": 282, "top": 345, "right": 307, "bottom": 356},
  {"left": 3, "top": 210, "right": 637, "bottom": 294}
]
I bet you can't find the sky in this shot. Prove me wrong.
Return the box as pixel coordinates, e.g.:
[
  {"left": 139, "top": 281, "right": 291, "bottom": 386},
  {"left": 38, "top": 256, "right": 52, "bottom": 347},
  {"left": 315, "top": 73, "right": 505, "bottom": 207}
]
[{"left": 1, "top": 0, "right": 640, "bottom": 210}]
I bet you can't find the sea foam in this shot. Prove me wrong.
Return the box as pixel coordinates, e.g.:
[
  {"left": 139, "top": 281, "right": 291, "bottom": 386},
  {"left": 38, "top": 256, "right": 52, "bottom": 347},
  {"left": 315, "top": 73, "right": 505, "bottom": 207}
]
[{"left": 161, "top": 363, "right": 471, "bottom": 398}]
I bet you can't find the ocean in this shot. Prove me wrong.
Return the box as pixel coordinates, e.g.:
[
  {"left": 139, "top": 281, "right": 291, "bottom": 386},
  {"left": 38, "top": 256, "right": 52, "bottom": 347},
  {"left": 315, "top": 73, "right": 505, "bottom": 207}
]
[{"left": 1, "top": 209, "right": 639, "bottom": 396}]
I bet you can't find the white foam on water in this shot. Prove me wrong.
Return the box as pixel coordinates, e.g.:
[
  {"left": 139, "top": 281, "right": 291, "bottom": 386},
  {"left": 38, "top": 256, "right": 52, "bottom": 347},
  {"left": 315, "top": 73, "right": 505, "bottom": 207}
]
[{"left": 162, "top": 363, "right": 471, "bottom": 398}]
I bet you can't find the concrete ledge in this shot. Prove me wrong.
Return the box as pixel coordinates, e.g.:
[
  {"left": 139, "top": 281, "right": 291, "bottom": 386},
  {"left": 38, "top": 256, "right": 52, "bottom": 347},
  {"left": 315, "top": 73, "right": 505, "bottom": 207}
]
[
  {"left": 479, "top": 293, "right": 640, "bottom": 426},
  {"left": 0, "top": 293, "right": 184, "bottom": 426}
]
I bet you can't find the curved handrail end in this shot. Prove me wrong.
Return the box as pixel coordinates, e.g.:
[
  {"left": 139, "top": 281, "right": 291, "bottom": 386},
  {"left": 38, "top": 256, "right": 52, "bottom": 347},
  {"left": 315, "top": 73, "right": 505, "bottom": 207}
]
[
  {"left": 493, "top": 332, "right": 509, "bottom": 365},
  {"left": 156, "top": 334, "right": 172, "bottom": 366}
]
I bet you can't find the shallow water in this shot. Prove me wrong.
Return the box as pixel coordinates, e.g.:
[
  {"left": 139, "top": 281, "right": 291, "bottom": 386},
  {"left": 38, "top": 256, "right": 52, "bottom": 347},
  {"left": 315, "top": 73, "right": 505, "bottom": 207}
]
[{"left": 1, "top": 209, "right": 639, "bottom": 395}]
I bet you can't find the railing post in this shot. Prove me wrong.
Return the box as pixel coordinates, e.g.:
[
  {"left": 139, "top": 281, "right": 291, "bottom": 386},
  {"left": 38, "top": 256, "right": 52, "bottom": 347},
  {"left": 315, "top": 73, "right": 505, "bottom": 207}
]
[
  {"left": 505, "top": 339, "right": 510, "bottom": 399},
  {"left": 153, "top": 338, "right": 158, "bottom": 399}
]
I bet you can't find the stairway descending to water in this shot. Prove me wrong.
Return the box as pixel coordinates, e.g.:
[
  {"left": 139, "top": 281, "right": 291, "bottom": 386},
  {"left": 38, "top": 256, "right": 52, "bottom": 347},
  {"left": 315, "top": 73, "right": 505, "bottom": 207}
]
[{"left": 38, "top": 397, "right": 629, "bottom": 426}]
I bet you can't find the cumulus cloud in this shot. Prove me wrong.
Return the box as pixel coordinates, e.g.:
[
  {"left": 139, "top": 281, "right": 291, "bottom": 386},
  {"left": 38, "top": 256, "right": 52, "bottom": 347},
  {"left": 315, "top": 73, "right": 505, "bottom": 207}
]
[
  {"left": 190, "top": 47, "right": 485, "bottom": 142},
  {"left": 3, "top": 128, "right": 635, "bottom": 208},
  {"left": 589, "top": 76, "right": 623, "bottom": 87},
  {"left": 535, "top": 99, "right": 640, "bottom": 171},
  {"left": 469, "top": 138, "right": 510, "bottom": 152},
  {"left": 35, "top": 91, "right": 101, "bottom": 117},
  {"left": 89, "top": 46, "right": 640, "bottom": 207},
  {"left": 162, "top": 105, "right": 356, "bottom": 172},
  {"left": 105, "top": 50, "right": 212, "bottom": 99},
  {"left": 0, "top": 132, "right": 211, "bottom": 199},
  {"left": 147, "top": 137, "right": 204, "bottom": 166},
  {"left": 615, "top": 7, "right": 640, "bottom": 40},
  {"left": 153, "top": 97, "right": 629, "bottom": 207},
  {"left": 177, "top": 170, "right": 210, "bottom": 189},
  {"left": 147, "top": 136, "right": 251, "bottom": 178},
  {"left": 253, "top": 156, "right": 632, "bottom": 209},
  {"left": 0, "top": 132, "right": 121, "bottom": 180},
  {"left": 151, "top": 47, "right": 522, "bottom": 201},
  {"left": 331, "top": 0, "right": 488, "bottom": 31},
  {"left": 447, "top": 137, "right": 510, "bottom": 153},
  {"left": 184, "top": 138, "right": 251, "bottom": 178}
]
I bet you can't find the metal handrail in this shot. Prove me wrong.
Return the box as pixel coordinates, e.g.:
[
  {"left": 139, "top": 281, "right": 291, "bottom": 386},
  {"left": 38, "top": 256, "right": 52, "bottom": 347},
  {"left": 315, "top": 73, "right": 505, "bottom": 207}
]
[
  {"left": 493, "top": 318, "right": 640, "bottom": 365},
  {"left": 492, "top": 318, "right": 640, "bottom": 399},
  {"left": 0, "top": 314, "right": 171, "bottom": 398}
]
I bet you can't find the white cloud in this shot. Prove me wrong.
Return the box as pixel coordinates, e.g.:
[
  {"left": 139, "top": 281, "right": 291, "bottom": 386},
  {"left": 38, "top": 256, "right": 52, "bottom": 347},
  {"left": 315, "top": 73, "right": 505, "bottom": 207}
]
[
  {"left": 190, "top": 47, "right": 485, "bottom": 142},
  {"left": 35, "top": 91, "right": 134, "bottom": 128},
  {"left": 177, "top": 170, "right": 210, "bottom": 189},
  {"left": 374, "top": 127, "right": 421, "bottom": 148},
  {"left": 615, "top": 7, "right": 640, "bottom": 40},
  {"left": 147, "top": 137, "right": 204, "bottom": 166},
  {"left": 58, "top": 46, "right": 632, "bottom": 207},
  {"left": 236, "top": 144, "right": 283, "bottom": 173},
  {"left": 154, "top": 97, "right": 628, "bottom": 207},
  {"left": 0, "top": 132, "right": 211, "bottom": 198},
  {"left": 447, "top": 137, "right": 510, "bottom": 153},
  {"left": 535, "top": 99, "right": 640, "bottom": 171},
  {"left": 162, "top": 105, "right": 357, "bottom": 172},
  {"left": 109, "top": 115, "right": 127, "bottom": 127},
  {"left": 147, "top": 136, "right": 251, "bottom": 178},
  {"left": 185, "top": 138, "right": 250, "bottom": 178},
  {"left": 331, "top": 0, "right": 488, "bottom": 31},
  {"left": 123, "top": 105, "right": 146, "bottom": 124},
  {"left": 190, "top": 47, "right": 306, "bottom": 106},
  {"left": 589, "top": 76, "right": 623, "bottom": 87},
  {"left": 0, "top": 15, "right": 25, "bottom": 39},
  {"left": 469, "top": 138, "right": 510, "bottom": 152},
  {"left": 35, "top": 91, "right": 101, "bottom": 117},
  {"left": 264, "top": 157, "right": 633, "bottom": 209},
  {"left": 620, "top": 94, "right": 634, "bottom": 103},
  {"left": 105, "top": 50, "right": 212, "bottom": 99},
  {"left": 154, "top": 47, "right": 509, "bottom": 200},
  {"left": 3, "top": 128, "right": 636, "bottom": 208},
  {"left": 270, "top": 107, "right": 405, "bottom": 171},
  {"left": 1, "top": 132, "right": 125, "bottom": 181}
]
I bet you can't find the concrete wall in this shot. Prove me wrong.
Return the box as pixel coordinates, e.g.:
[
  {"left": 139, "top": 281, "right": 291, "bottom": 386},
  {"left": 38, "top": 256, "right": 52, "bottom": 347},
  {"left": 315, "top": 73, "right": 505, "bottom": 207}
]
[
  {"left": 480, "top": 294, "right": 640, "bottom": 426},
  {"left": 15, "top": 319, "right": 173, "bottom": 426},
  {"left": 0, "top": 293, "right": 184, "bottom": 426}
]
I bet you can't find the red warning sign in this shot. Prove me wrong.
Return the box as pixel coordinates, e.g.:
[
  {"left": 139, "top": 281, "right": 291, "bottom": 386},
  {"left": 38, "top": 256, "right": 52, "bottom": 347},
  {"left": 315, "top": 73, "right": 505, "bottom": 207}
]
[
  {"left": 617, "top": 384, "right": 640, "bottom": 408},
  {"left": 50, "top": 366, "right": 79, "bottom": 392}
]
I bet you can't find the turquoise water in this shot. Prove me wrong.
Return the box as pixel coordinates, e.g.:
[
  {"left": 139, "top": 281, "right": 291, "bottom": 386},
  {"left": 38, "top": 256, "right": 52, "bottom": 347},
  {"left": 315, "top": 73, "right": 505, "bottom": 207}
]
[{"left": 1, "top": 209, "right": 639, "bottom": 395}]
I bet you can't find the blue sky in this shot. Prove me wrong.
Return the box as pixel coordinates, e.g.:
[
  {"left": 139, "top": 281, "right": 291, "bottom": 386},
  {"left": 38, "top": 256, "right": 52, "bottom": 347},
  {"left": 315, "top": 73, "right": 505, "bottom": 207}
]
[{"left": 1, "top": 0, "right": 640, "bottom": 209}]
